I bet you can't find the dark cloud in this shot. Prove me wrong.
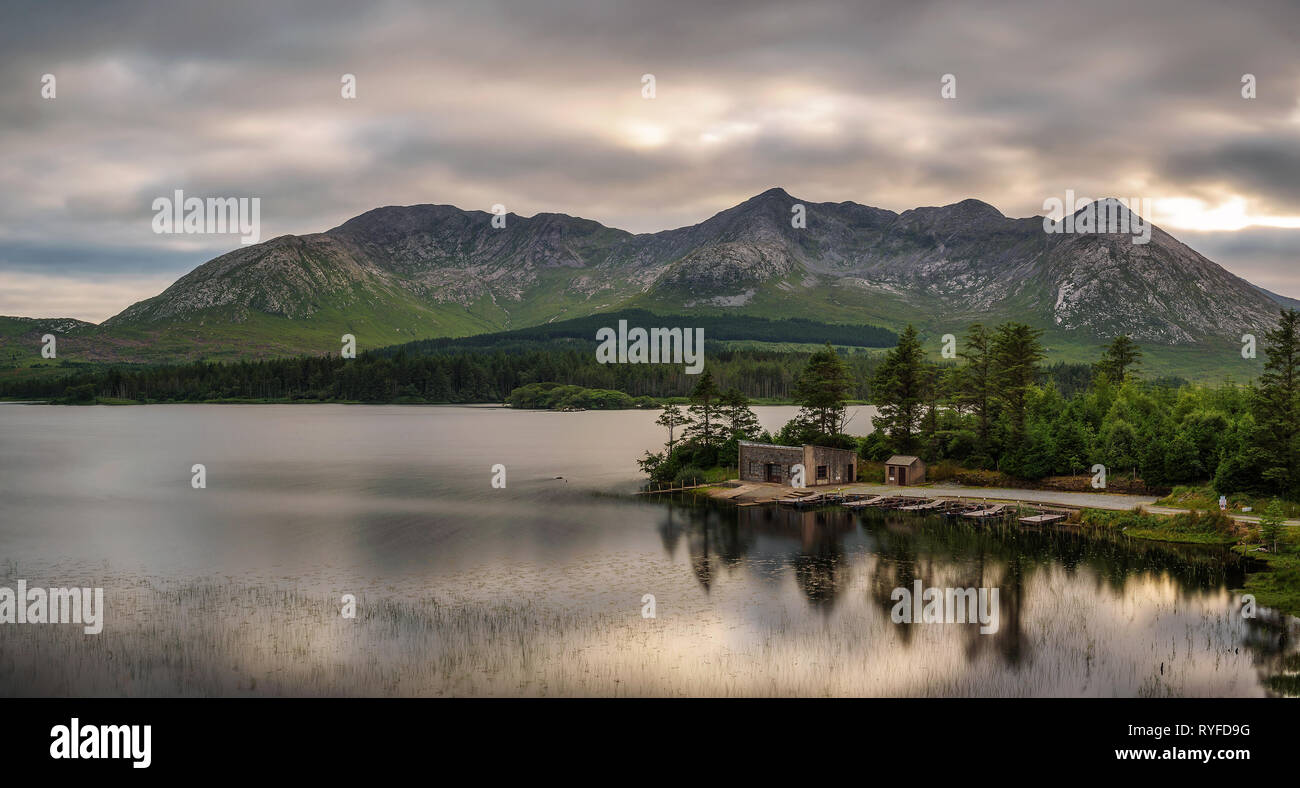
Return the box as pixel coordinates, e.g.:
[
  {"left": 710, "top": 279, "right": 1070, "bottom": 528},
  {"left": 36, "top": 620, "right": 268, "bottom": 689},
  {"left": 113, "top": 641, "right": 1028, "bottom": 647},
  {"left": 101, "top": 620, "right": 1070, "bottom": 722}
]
[
  {"left": 0, "top": 240, "right": 201, "bottom": 275},
  {"left": 1, "top": 0, "right": 1299, "bottom": 317},
  {"left": 1164, "top": 137, "right": 1300, "bottom": 207}
]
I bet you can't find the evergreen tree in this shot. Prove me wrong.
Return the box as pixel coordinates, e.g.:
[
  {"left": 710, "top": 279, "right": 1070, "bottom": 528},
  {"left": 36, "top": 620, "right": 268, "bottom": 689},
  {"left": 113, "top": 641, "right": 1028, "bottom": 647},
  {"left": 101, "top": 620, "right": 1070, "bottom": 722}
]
[
  {"left": 870, "top": 325, "right": 930, "bottom": 453},
  {"left": 992, "top": 322, "right": 1046, "bottom": 444},
  {"left": 685, "top": 369, "right": 723, "bottom": 448},
  {"left": 1096, "top": 334, "right": 1143, "bottom": 384},
  {"left": 720, "top": 388, "right": 762, "bottom": 441},
  {"left": 792, "top": 343, "right": 853, "bottom": 439},
  {"left": 655, "top": 403, "right": 687, "bottom": 451},
  {"left": 1255, "top": 309, "right": 1300, "bottom": 497},
  {"left": 1259, "top": 499, "right": 1286, "bottom": 554},
  {"left": 957, "top": 323, "right": 996, "bottom": 450}
]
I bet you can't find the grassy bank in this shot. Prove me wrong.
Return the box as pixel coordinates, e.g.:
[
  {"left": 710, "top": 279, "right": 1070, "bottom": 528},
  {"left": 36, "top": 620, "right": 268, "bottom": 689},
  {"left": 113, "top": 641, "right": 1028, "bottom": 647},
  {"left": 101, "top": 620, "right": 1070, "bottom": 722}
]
[
  {"left": 1233, "top": 550, "right": 1300, "bottom": 621},
  {"left": 1158, "top": 484, "right": 1300, "bottom": 519},
  {"left": 1079, "top": 508, "right": 1241, "bottom": 545}
]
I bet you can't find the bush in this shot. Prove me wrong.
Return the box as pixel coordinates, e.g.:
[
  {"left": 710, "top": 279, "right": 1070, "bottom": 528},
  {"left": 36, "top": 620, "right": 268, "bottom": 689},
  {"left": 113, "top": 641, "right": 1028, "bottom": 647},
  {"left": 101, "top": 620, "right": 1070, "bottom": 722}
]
[
  {"left": 858, "top": 461, "right": 884, "bottom": 483},
  {"left": 943, "top": 429, "right": 979, "bottom": 461},
  {"left": 60, "top": 384, "right": 96, "bottom": 404},
  {"left": 1167, "top": 509, "right": 1236, "bottom": 536},
  {"left": 1260, "top": 500, "right": 1287, "bottom": 553},
  {"left": 507, "top": 382, "right": 640, "bottom": 410},
  {"left": 858, "top": 431, "right": 892, "bottom": 461},
  {"left": 1214, "top": 449, "right": 1270, "bottom": 496},
  {"left": 673, "top": 465, "right": 708, "bottom": 485},
  {"left": 926, "top": 460, "right": 964, "bottom": 483}
]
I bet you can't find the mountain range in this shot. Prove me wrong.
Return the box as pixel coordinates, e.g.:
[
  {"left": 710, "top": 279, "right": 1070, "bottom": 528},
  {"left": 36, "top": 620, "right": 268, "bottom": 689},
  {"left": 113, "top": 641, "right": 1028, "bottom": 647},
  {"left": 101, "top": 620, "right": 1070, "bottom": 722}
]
[{"left": 5, "top": 188, "right": 1295, "bottom": 377}]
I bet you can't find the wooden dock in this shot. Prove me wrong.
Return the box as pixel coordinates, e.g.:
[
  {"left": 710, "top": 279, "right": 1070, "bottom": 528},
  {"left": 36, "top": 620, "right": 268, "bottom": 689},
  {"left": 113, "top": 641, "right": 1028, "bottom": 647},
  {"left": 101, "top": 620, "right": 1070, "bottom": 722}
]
[
  {"left": 678, "top": 478, "right": 1091, "bottom": 523},
  {"left": 843, "top": 495, "right": 886, "bottom": 509},
  {"left": 896, "top": 499, "right": 945, "bottom": 512},
  {"left": 778, "top": 489, "right": 821, "bottom": 507},
  {"left": 636, "top": 481, "right": 715, "bottom": 495},
  {"left": 961, "top": 503, "right": 1012, "bottom": 520},
  {"left": 1019, "top": 513, "right": 1067, "bottom": 525}
]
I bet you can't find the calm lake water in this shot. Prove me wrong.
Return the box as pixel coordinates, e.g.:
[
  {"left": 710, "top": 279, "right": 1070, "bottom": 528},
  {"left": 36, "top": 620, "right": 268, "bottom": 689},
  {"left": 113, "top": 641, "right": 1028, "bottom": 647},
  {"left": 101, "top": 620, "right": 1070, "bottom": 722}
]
[{"left": 0, "top": 402, "right": 1295, "bottom": 697}]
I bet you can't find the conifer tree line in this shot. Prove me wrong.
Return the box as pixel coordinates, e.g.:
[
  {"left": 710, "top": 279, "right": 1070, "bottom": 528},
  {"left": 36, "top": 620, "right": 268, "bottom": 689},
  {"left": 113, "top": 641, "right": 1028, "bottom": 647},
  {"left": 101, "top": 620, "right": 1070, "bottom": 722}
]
[
  {"left": 1, "top": 343, "right": 889, "bottom": 405},
  {"left": 640, "top": 309, "right": 1300, "bottom": 498},
  {"left": 3, "top": 332, "right": 1110, "bottom": 408},
  {"left": 865, "top": 311, "right": 1300, "bottom": 500},
  {"left": 638, "top": 345, "right": 856, "bottom": 484}
]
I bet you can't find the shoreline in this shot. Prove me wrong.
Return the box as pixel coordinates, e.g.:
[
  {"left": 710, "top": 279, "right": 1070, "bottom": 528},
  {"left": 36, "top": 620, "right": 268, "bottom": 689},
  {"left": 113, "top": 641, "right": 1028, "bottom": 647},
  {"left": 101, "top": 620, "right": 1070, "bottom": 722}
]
[{"left": 671, "top": 479, "right": 1300, "bottom": 618}]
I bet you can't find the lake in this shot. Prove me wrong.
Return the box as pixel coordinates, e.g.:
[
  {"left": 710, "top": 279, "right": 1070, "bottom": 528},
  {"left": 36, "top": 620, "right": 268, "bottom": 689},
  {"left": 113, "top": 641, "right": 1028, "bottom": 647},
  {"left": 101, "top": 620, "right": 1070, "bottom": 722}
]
[{"left": 0, "top": 402, "right": 1295, "bottom": 696}]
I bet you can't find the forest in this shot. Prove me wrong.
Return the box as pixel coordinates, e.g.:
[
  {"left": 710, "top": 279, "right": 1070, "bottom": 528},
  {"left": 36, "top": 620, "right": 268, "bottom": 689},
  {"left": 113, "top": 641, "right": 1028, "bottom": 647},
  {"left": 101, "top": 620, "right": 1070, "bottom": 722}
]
[
  {"left": 637, "top": 309, "right": 1300, "bottom": 503},
  {"left": 0, "top": 341, "right": 884, "bottom": 403},
  {"left": 863, "top": 311, "right": 1300, "bottom": 498},
  {"left": 0, "top": 333, "right": 1109, "bottom": 408},
  {"left": 388, "top": 309, "right": 898, "bottom": 350}
]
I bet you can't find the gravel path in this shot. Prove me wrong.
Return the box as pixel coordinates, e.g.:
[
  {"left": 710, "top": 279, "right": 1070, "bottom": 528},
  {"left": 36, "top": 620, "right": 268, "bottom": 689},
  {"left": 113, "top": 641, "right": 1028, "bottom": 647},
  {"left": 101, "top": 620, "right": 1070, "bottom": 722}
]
[{"left": 838, "top": 482, "right": 1157, "bottom": 511}]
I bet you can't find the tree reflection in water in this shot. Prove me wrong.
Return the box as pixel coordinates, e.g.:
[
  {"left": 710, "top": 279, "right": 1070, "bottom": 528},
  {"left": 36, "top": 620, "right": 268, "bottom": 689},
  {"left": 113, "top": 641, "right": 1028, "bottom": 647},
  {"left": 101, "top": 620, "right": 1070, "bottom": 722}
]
[{"left": 650, "top": 495, "right": 1299, "bottom": 691}]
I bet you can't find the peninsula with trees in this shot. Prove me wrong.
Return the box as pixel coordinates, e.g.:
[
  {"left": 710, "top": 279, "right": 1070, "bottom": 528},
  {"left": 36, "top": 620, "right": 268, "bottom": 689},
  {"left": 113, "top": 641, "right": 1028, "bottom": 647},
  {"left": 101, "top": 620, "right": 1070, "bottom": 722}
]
[{"left": 638, "top": 309, "right": 1300, "bottom": 616}]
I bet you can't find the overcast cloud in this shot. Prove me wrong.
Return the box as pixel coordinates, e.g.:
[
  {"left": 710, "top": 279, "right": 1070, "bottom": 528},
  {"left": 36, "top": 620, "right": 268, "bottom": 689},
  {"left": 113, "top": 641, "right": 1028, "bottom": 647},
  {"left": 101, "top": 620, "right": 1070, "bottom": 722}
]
[{"left": 1, "top": 0, "right": 1298, "bottom": 320}]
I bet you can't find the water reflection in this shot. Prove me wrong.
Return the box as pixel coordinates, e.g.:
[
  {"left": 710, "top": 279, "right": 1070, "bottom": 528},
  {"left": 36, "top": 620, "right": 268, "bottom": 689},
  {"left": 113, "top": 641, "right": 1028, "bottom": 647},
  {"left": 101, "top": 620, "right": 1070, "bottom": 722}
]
[
  {"left": 652, "top": 495, "right": 1299, "bottom": 693},
  {"left": 3, "top": 403, "right": 1297, "bottom": 696}
]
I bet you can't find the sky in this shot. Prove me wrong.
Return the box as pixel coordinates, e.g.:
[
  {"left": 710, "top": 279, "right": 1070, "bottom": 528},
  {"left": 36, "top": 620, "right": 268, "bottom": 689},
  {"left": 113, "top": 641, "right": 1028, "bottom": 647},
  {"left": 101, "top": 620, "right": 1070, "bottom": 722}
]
[{"left": 1, "top": 0, "right": 1298, "bottom": 322}]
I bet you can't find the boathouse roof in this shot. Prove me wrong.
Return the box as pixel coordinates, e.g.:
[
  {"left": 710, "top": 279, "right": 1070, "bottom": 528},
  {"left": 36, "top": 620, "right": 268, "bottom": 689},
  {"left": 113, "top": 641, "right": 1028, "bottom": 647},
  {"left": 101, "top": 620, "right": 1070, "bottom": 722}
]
[{"left": 738, "top": 440, "right": 855, "bottom": 452}]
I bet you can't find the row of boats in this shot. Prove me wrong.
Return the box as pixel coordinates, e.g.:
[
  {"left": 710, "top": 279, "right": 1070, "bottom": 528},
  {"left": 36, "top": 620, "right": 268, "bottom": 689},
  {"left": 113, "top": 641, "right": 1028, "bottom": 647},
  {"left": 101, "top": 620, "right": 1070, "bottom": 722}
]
[{"left": 777, "top": 490, "right": 1067, "bottom": 524}]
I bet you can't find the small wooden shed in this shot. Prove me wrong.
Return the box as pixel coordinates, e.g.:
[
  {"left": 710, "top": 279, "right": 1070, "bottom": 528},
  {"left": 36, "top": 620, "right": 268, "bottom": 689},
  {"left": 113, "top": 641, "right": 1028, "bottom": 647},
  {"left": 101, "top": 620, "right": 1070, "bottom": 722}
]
[{"left": 885, "top": 455, "right": 925, "bottom": 486}]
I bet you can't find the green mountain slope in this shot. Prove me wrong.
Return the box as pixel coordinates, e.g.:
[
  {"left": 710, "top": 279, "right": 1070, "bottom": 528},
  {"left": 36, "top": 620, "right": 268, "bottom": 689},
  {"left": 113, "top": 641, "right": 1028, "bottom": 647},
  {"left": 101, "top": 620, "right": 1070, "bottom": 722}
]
[{"left": 11, "top": 189, "right": 1288, "bottom": 379}]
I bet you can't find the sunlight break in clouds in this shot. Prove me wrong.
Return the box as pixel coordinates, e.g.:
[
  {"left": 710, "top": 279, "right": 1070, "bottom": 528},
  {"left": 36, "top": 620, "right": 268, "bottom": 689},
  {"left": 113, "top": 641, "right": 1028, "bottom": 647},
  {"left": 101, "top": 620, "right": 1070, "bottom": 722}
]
[
  {"left": 0, "top": 271, "right": 178, "bottom": 324},
  {"left": 1155, "top": 196, "right": 1300, "bottom": 232}
]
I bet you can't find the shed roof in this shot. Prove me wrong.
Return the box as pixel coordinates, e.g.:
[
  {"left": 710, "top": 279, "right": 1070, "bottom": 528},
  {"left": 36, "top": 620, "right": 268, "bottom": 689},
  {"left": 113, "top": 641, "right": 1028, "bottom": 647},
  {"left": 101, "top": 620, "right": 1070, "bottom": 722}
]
[
  {"left": 738, "top": 441, "right": 855, "bottom": 453},
  {"left": 738, "top": 440, "right": 800, "bottom": 450},
  {"left": 885, "top": 455, "right": 923, "bottom": 466}
]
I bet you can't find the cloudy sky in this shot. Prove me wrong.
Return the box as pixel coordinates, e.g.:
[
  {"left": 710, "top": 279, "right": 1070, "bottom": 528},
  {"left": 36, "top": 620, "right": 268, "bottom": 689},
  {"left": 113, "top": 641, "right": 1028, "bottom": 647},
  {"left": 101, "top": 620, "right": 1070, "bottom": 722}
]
[{"left": 2, "top": 0, "right": 1298, "bottom": 321}]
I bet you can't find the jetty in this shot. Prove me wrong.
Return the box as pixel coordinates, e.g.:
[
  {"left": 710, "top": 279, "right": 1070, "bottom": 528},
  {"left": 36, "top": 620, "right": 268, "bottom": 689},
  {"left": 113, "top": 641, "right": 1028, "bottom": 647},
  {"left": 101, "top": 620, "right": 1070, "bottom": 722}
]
[
  {"left": 636, "top": 480, "right": 715, "bottom": 495},
  {"left": 778, "top": 490, "right": 823, "bottom": 507},
  {"left": 896, "top": 499, "right": 946, "bottom": 512},
  {"left": 960, "top": 503, "right": 1013, "bottom": 520},
  {"left": 692, "top": 480, "right": 1155, "bottom": 525},
  {"left": 843, "top": 495, "right": 887, "bottom": 509},
  {"left": 1019, "top": 512, "right": 1068, "bottom": 525}
]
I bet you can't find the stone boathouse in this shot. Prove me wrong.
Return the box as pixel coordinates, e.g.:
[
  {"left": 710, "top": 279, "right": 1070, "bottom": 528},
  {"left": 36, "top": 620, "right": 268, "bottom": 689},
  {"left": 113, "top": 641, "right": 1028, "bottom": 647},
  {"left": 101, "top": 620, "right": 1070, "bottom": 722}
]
[{"left": 738, "top": 441, "right": 858, "bottom": 486}]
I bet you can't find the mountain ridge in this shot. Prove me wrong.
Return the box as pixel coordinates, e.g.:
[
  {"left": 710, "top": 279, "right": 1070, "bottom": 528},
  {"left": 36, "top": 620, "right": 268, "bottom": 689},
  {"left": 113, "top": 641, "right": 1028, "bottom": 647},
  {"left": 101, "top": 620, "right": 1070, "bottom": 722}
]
[{"left": 5, "top": 189, "right": 1290, "bottom": 377}]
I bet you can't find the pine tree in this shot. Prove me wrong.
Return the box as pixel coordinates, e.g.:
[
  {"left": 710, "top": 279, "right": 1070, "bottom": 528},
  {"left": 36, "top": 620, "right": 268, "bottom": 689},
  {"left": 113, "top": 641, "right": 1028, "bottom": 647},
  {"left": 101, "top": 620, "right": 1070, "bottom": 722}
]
[
  {"left": 957, "top": 323, "right": 995, "bottom": 451},
  {"left": 1097, "top": 334, "right": 1142, "bottom": 384},
  {"left": 992, "top": 322, "right": 1046, "bottom": 444},
  {"left": 870, "top": 325, "right": 929, "bottom": 453},
  {"left": 1255, "top": 309, "right": 1300, "bottom": 498},
  {"left": 1259, "top": 499, "right": 1286, "bottom": 554},
  {"left": 655, "top": 403, "right": 687, "bottom": 451},
  {"left": 720, "top": 388, "right": 762, "bottom": 441},
  {"left": 685, "top": 369, "right": 723, "bottom": 448},
  {"left": 792, "top": 343, "right": 852, "bottom": 439}
]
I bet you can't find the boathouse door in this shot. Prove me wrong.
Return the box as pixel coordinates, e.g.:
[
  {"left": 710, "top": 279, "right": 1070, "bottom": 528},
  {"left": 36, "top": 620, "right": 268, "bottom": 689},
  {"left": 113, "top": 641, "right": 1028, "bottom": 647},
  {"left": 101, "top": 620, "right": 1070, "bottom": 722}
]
[
  {"left": 897, "top": 467, "right": 907, "bottom": 486},
  {"left": 765, "top": 463, "right": 778, "bottom": 482}
]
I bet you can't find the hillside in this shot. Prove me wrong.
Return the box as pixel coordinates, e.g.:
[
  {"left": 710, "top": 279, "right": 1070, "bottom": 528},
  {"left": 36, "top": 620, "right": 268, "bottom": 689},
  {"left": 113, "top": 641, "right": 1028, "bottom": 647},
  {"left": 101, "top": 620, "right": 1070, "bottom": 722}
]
[{"left": 5, "top": 188, "right": 1289, "bottom": 378}]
